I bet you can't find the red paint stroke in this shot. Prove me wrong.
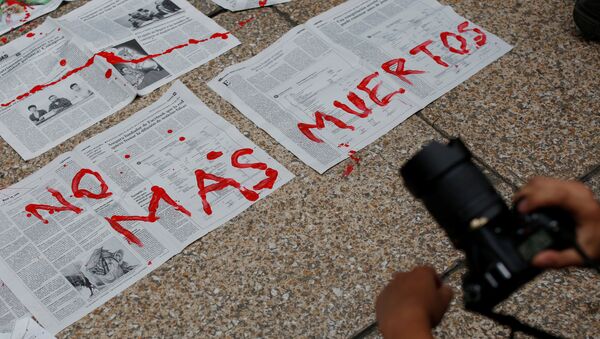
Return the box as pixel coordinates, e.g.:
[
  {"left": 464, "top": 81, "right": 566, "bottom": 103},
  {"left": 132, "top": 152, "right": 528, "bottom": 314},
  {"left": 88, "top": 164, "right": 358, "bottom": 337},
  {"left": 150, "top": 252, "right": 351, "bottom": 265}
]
[
  {"left": 124, "top": 154, "right": 131, "bottom": 159},
  {"left": 298, "top": 111, "right": 355, "bottom": 143},
  {"left": 195, "top": 169, "right": 259, "bottom": 215},
  {"left": 231, "top": 148, "right": 278, "bottom": 190},
  {"left": 25, "top": 32, "right": 35, "bottom": 38},
  {"left": 0, "top": 29, "right": 233, "bottom": 108},
  {"left": 409, "top": 40, "right": 449, "bottom": 68},
  {"left": 207, "top": 151, "right": 223, "bottom": 160},
  {"left": 104, "top": 69, "right": 112, "bottom": 79},
  {"left": 457, "top": 21, "right": 487, "bottom": 48},
  {"left": 333, "top": 92, "right": 373, "bottom": 118},
  {"left": 381, "top": 58, "right": 426, "bottom": 86},
  {"left": 105, "top": 186, "right": 191, "bottom": 246},
  {"left": 24, "top": 188, "right": 83, "bottom": 224},
  {"left": 357, "top": 71, "right": 405, "bottom": 107},
  {"left": 179, "top": 136, "right": 186, "bottom": 142},
  {"left": 343, "top": 151, "right": 361, "bottom": 177},
  {"left": 238, "top": 18, "right": 254, "bottom": 27},
  {"left": 71, "top": 169, "right": 113, "bottom": 200},
  {"left": 440, "top": 31, "right": 469, "bottom": 55},
  {"left": 6, "top": 1, "right": 33, "bottom": 23},
  {"left": 59, "top": 59, "right": 67, "bottom": 66}
]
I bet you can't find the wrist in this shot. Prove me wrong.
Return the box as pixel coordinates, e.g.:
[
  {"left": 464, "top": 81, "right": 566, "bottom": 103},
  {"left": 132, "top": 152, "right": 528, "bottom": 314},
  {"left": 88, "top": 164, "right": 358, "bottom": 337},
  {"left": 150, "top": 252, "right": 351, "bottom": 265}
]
[{"left": 380, "top": 310, "right": 433, "bottom": 339}]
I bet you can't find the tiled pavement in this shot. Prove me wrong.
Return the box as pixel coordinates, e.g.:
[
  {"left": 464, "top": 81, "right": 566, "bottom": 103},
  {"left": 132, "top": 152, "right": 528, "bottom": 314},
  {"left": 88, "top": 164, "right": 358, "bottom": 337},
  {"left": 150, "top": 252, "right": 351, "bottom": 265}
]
[{"left": 0, "top": 0, "right": 598, "bottom": 338}]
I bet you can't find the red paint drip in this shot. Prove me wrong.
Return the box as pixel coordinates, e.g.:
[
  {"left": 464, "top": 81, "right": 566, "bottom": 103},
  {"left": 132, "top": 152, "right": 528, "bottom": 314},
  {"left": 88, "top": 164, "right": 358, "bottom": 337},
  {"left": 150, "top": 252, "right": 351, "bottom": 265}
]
[
  {"left": 25, "top": 32, "right": 35, "bottom": 38},
  {"left": 148, "top": 261, "right": 152, "bottom": 266},
  {"left": 167, "top": 129, "right": 173, "bottom": 134},
  {"left": 343, "top": 151, "right": 361, "bottom": 177},
  {"left": 338, "top": 143, "right": 350, "bottom": 148},
  {"left": 105, "top": 69, "right": 113, "bottom": 79},
  {"left": 5, "top": 1, "right": 33, "bottom": 23},
  {"left": 24, "top": 188, "right": 83, "bottom": 224},
  {"left": 26, "top": 213, "right": 31, "bottom": 218},
  {"left": 179, "top": 136, "right": 186, "bottom": 142},
  {"left": 0, "top": 37, "right": 8, "bottom": 44},
  {"left": 259, "top": 0, "right": 267, "bottom": 6},
  {"left": 124, "top": 154, "right": 131, "bottom": 159},
  {"left": 207, "top": 151, "right": 223, "bottom": 160},
  {"left": 59, "top": 59, "right": 67, "bottom": 66},
  {"left": 238, "top": 18, "right": 254, "bottom": 27}
]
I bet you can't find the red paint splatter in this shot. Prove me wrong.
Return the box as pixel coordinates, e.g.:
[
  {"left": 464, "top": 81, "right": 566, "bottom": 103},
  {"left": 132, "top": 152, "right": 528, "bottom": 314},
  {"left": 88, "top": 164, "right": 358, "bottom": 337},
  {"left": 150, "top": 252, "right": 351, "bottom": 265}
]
[
  {"left": 167, "top": 129, "right": 173, "bottom": 134},
  {"left": 259, "top": 0, "right": 267, "bottom": 6},
  {"left": 25, "top": 32, "right": 35, "bottom": 38},
  {"left": 105, "top": 186, "right": 191, "bottom": 246},
  {"left": 124, "top": 154, "right": 131, "bottom": 159},
  {"left": 7, "top": 0, "right": 33, "bottom": 23},
  {"left": 238, "top": 18, "right": 254, "bottom": 27},
  {"left": 298, "top": 111, "right": 355, "bottom": 143},
  {"left": 231, "top": 148, "right": 278, "bottom": 191},
  {"left": 148, "top": 261, "right": 152, "bottom": 266},
  {"left": 71, "top": 169, "right": 113, "bottom": 200},
  {"left": 26, "top": 213, "right": 31, "bottom": 218},
  {"left": 18, "top": 27, "right": 25, "bottom": 32},
  {"left": 24, "top": 188, "right": 83, "bottom": 224},
  {"left": 343, "top": 150, "right": 361, "bottom": 177},
  {"left": 195, "top": 169, "right": 259, "bottom": 215},
  {"left": 0, "top": 37, "right": 7, "bottom": 44},
  {"left": 338, "top": 143, "right": 350, "bottom": 148},
  {"left": 207, "top": 151, "right": 223, "bottom": 160},
  {"left": 59, "top": 59, "right": 67, "bottom": 66},
  {"left": 179, "top": 136, "right": 186, "bottom": 142}
]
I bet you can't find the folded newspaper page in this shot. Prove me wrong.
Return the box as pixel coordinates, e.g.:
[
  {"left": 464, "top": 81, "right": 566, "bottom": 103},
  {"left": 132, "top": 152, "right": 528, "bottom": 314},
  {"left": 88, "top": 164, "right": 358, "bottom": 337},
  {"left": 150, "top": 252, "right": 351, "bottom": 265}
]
[
  {"left": 0, "top": 81, "right": 294, "bottom": 334},
  {"left": 1, "top": 317, "right": 55, "bottom": 339},
  {"left": 0, "top": 0, "right": 72, "bottom": 36},
  {"left": 0, "top": 0, "right": 240, "bottom": 161},
  {"left": 209, "top": 0, "right": 513, "bottom": 173},
  {"left": 211, "top": 0, "right": 290, "bottom": 11}
]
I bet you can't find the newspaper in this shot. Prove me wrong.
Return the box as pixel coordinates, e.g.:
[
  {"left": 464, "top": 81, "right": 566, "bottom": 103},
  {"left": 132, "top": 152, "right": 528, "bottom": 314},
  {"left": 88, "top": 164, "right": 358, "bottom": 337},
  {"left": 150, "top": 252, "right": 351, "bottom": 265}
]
[
  {"left": 1, "top": 317, "right": 55, "bottom": 339},
  {"left": 0, "top": 0, "right": 76, "bottom": 36},
  {"left": 0, "top": 81, "right": 294, "bottom": 334},
  {"left": 0, "top": 0, "right": 240, "bottom": 161},
  {"left": 209, "top": 0, "right": 513, "bottom": 173},
  {"left": 211, "top": 0, "right": 290, "bottom": 11},
  {"left": 0, "top": 281, "right": 30, "bottom": 337}
]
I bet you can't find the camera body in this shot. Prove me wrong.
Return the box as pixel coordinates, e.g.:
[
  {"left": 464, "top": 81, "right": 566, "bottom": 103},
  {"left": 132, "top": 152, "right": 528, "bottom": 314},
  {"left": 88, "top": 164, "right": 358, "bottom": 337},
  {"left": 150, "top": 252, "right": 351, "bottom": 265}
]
[{"left": 401, "top": 139, "right": 575, "bottom": 311}]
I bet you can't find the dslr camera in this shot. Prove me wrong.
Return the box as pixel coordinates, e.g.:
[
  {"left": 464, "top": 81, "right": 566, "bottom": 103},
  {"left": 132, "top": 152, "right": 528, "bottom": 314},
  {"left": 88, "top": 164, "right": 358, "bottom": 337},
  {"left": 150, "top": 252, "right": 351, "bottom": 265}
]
[{"left": 400, "top": 139, "right": 576, "bottom": 312}]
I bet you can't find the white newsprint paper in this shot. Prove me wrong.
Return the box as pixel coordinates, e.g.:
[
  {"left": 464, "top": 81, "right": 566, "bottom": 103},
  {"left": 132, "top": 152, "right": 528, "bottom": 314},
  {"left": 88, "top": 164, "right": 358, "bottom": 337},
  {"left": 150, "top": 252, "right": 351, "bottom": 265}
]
[
  {"left": 0, "top": 281, "right": 31, "bottom": 338},
  {"left": 0, "top": 0, "right": 239, "bottom": 160},
  {"left": 211, "top": 0, "right": 290, "bottom": 11},
  {"left": 0, "top": 0, "right": 76, "bottom": 36},
  {"left": 209, "top": 0, "right": 513, "bottom": 173},
  {"left": 0, "top": 81, "right": 293, "bottom": 334}
]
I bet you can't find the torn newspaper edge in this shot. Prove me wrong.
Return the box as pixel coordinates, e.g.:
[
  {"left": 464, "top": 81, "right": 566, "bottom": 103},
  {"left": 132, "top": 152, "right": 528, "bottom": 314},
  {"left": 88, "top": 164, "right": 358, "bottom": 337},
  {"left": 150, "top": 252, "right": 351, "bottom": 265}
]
[
  {"left": 0, "top": 81, "right": 294, "bottom": 334},
  {"left": 211, "top": 0, "right": 291, "bottom": 11},
  {"left": 0, "top": 0, "right": 240, "bottom": 160},
  {"left": 208, "top": 0, "right": 513, "bottom": 173}
]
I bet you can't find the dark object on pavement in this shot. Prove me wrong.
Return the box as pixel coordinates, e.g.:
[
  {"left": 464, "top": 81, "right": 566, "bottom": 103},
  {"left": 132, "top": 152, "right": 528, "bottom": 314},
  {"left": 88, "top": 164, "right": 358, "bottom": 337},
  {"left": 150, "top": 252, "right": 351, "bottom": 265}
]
[{"left": 574, "top": 0, "right": 600, "bottom": 39}]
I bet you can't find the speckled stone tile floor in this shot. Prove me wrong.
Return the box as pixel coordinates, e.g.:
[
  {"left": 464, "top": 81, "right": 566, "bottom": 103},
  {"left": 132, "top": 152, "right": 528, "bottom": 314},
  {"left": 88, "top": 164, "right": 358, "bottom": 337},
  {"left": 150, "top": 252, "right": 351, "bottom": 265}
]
[{"left": 0, "top": 0, "right": 598, "bottom": 338}]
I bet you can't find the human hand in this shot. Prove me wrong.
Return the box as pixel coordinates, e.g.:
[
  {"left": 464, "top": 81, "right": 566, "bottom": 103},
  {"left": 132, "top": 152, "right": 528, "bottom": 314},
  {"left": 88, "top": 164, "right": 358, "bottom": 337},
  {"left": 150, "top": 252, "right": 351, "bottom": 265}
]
[
  {"left": 514, "top": 177, "right": 600, "bottom": 268},
  {"left": 375, "top": 266, "right": 453, "bottom": 339}
]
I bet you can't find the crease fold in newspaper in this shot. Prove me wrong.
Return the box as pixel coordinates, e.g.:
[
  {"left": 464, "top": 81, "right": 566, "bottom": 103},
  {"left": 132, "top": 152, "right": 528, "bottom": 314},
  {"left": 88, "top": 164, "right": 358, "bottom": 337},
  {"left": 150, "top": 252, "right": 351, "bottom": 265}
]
[
  {"left": 0, "top": 81, "right": 294, "bottom": 334},
  {"left": 208, "top": 0, "right": 513, "bottom": 174},
  {"left": 0, "top": 0, "right": 240, "bottom": 160}
]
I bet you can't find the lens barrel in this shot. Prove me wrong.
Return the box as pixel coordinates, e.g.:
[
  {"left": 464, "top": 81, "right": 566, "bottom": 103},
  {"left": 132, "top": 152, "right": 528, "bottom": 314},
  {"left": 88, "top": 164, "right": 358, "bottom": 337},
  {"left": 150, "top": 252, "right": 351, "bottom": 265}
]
[{"left": 400, "top": 139, "right": 507, "bottom": 247}]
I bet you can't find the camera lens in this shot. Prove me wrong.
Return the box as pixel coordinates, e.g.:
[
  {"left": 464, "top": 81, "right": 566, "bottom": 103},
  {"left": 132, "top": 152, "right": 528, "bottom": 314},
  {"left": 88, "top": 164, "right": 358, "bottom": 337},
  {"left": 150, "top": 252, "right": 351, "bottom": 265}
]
[{"left": 400, "top": 139, "right": 507, "bottom": 248}]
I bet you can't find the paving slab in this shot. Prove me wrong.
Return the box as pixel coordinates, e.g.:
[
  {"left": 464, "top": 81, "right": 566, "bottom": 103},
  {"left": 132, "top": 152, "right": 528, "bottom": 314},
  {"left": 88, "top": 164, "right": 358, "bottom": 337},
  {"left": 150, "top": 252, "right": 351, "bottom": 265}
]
[{"left": 418, "top": 0, "right": 600, "bottom": 185}]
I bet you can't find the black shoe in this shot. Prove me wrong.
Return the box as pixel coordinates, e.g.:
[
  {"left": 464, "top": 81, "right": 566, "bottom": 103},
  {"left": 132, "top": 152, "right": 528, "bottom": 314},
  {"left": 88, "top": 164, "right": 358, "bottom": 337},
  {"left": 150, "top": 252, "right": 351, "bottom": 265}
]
[{"left": 574, "top": 0, "right": 600, "bottom": 39}]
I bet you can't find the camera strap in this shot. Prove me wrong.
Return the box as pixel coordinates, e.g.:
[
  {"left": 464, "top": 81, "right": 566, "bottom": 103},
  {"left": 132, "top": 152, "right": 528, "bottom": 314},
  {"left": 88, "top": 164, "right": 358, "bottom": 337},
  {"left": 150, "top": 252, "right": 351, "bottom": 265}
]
[{"left": 478, "top": 310, "right": 562, "bottom": 339}]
